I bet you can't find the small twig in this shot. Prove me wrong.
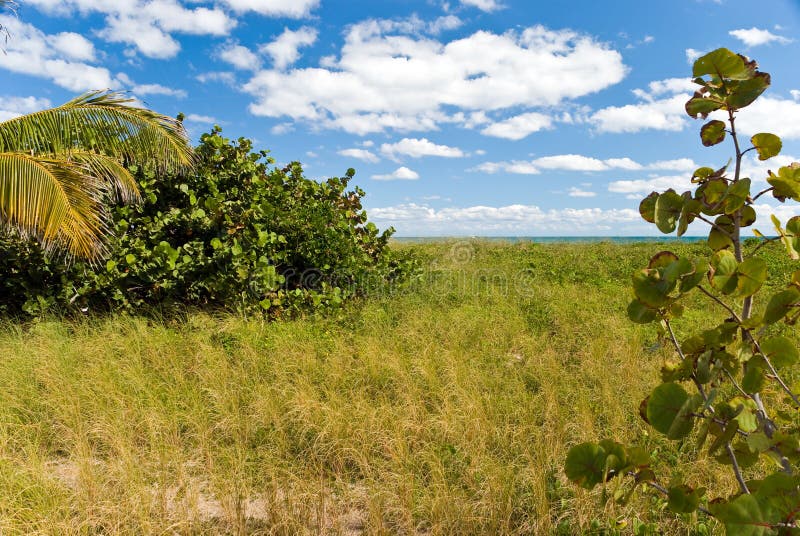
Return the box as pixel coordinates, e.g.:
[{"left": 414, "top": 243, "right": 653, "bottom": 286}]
[
  {"left": 726, "top": 443, "right": 750, "bottom": 494},
  {"left": 630, "top": 474, "right": 712, "bottom": 516},
  {"left": 665, "top": 319, "right": 708, "bottom": 401},
  {"left": 696, "top": 214, "right": 734, "bottom": 239},
  {"left": 722, "top": 368, "right": 750, "bottom": 398},
  {"left": 749, "top": 235, "right": 780, "bottom": 257},
  {"left": 748, "top": 334, "right": 800, "bottom": 409},
  {"left": 752, "top": 187, "right": 774, "bottom": 202},
  {"left": 697, "top": 286, "right": 742, "bottom": 322}
]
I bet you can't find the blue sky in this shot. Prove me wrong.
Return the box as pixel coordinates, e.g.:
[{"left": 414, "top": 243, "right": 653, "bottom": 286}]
[{"left": 2, "top": 0, "right": 800, "bottom": 236}]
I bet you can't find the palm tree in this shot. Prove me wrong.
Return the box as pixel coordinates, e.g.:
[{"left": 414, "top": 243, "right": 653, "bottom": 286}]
[{"left": 0, "top": 90, "right": 194, "bottom": 260}]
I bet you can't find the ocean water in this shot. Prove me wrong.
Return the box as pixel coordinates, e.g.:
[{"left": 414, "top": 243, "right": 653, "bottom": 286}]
[{"left": 393, "top": 236, "right": 709, "bottom": 244}]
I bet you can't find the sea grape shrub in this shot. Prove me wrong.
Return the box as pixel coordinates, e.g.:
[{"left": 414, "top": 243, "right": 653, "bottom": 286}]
[
  {"left": 564, "top": 48, "right": 800, "bottom": 534},
  {"left": 0, "top": 126, "right": 413, "bottom": 316}
]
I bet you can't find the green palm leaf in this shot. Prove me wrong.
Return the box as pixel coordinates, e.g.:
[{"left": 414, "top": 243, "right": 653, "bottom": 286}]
[{"left": 0, "top": 90, "right": 195, "bottom": 259}]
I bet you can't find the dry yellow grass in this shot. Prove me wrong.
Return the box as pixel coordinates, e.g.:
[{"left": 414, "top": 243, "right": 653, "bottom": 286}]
[{"left": 3, "top": 239, "right": 789, "bottom": 534}]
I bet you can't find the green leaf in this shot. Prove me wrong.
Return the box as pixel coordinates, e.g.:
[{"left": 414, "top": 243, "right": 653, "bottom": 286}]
[
  {"left": 692, "top": 48, "right": 753, "bottom": 80},
  {"left": 709, "top": 250, "right": 739, "bottom": 294},
  {"left": 764, "top": 288, "right": 800, "bottom": 324},
  {"left": 723, "top": 178, "right": 751, "bottom": 214},
  {"left": 751, "top": 133, "right": 782, "bottom": 161},
  {"left": 700, "top": 120, "right": 726, "bottom": 146},
  {"left": 768, "top": 165, "right": 800, "bottom": 202},
  {"left": 564, "top": 443, "right": 607, "bottom": 490},
  {"left": 692, "top": 166, "right": 717, "bottom": 183},
  {"left": 639, "top": 192, "right": 658, "bottom": 223},
  {"left": 760, "top": 336, "right": 799, "bottom": 368},
  {"left": 708, "top": 494, "right": 775, "bottom": 536},
  {"left": 746, "top": 432, "right": 771, "bottom": 453},
  {"left": 742, "top": 358, "right": 766, "bottom": 394},
  {"left": 727, "top": 73, "right": 771, "bottom": 109},
  {"left": 646, "top": 383, "right": 696, "bottom": 440},
  {"left": 628, "top": 299, "right": 657, "bottom": 324},
  {"left": 648, "top": 251, "right": 679, "bottom": 269},
  {"left": 736, "top": 257, "right": 767, "bottom": 297},
  {"left": 632, "top": 269, "right": 675, "bottom": 308},
  {"left": 667, "top": 485, "right": 704, "bottom": 514},
  {"left": 654, "top": 190, "right": 684, "bottom": 234},
  {"left": 685, "top": 95, "right": 724, "bottom": 119}
]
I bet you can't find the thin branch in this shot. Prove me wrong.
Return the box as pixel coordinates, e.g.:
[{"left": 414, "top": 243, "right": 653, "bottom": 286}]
[
  {"left": 748, "top": 334, "right": 800, "bottom": 409},
  {"left": 740, "top": 147, "right": 757, "bottom": 157},
  {"left": 725, "top": 443, "right": 750, "bottom": 494},
  {"left": 752, "top": 187, "right": 774, "bottom": 202},
  {"left": 696, "top": 286, "right": 742, "bottom": 322},
  {"left": 665, "top": 319, "right": 708, "bottom": 401},
  {"left": 696, "top": 214, "right": 734, "bottom": 239},
  {"left": 626, "top": 473, "right": 712, "bottom": 516},
  {"left": 749, "top": 235, "right": 780, "bottom": 257},
  {"left": 722, "top": 368, "right": 750, "bottom": 398}
]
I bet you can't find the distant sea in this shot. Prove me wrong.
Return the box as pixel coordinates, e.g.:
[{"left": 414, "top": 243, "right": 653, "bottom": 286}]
[{"left": 392, "top": 236, "right": 711, "bottom": 243}]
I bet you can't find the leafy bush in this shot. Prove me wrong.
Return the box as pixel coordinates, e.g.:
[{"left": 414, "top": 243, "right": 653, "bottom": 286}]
[
  {"left": 565, "top": 48, "right": 800, "bottom": 534},
  {"left": 0, "top": 126, "right": 413, "bottom": 317}
]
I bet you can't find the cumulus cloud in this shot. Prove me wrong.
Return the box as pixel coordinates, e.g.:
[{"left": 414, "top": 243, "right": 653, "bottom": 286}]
[
  {"left": 591, "top": 77, "right": 696, "bottom": 133},
  {"left": 116, "top": 72, "right": 187, "bottom": 98},
  {"left": 473, "top": 154, "right": 695, "bottom": 175},
  {"left": 380, "top": 138, "right": 465, "bottom": 160},
  {"left": 568, "top": 187, "right": 596, "bottom": 197},
  {"left": 0, "top": 95, "right": 51, "bottom": 121},
  {"left": 242, "top": 22, "right": 626, "bottom": 134},
  {"left": 220, "top": 0, "right": 319, "bottom": 18},
  {"left": 371, "top": 167, "right": 420, "bottom": 180},
  {"left": 480, "top": 112, "right": 553, "bottom": 140},
  {"left": 338, "top": 148, "right": 380, "bottom": 163},
  {"left": 196, "top": 71, "right": 236, "bottom": 85},
  {"left": 608, "top": 175, "right": 692, "bottom": 195},
  {"left": 368, "top": 203, "right": 640, "bottom": 235},
  {"left": 721, "top": 97, "right": 800, "bottom": 140},
  {"left": 260, "top": 26, "right": 318, "bottom": 70},
  {"left": 25, "top": 0, "right": 235, "bottom": 59},
  {"left": 183, "top": 114, "right": 218, "bottom": 124},
  {"left": 0, "top": 16, "right": 116, "bottom": 91},
  {"left": 460, "top": 0, "right": 504, "bottom": 12},
  {"left": 729, "top": 27, "right": 792, "bottom": 47},
  {"left": 218, "top": 43, "right": 260, "bottom": 70}
]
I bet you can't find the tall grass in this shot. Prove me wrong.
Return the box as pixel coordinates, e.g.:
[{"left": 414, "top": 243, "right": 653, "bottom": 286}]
[{"left": 0, "top": 240, "right": 792, "bottom": 534}]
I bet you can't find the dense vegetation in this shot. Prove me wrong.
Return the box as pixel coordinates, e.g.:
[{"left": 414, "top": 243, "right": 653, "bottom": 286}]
[
  {"left": 566, "top": 49, "right": 800, "bottom": 534},
  {"left": 0, "top": 126, "right": 411, "bottom": 318},
  {"left": 7, "top": 240, "right": 791, "bottom": 534}
]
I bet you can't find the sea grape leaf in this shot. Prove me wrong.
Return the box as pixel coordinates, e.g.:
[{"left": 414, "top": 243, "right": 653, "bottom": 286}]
[
  {"left": 639, "top": 192, "right": 658, "bottom": 223},
  {"left": 686, "top": 95, "right": 724, "bottom": 119},
  {"left": 751, "top": 133, "right": 782, "bottom": 161},
  {"left": 764, "top": 288, "right": 800, "bottom": 324},
  {"left": 768, "top": 165, "right": 800, "bottom": 202},
  {"left": 709, "top": 250, "right": 739, "bottom": 294},
  {"left": 564, "top": 443, "right": 609, "bottom": 490},
  {"left": 727, "top": 73, "right": 771, "bottom": 109},
  {"left": 654, "top": 190, "right": 684, "bottom": 234},
  {"left": 735, "top": 257, "right": 767, "bottom": 297},
  {"left": 628, "top": 299, "right": 657, "bottom": 324},
  {"left": 667, "top": 485, "right": 704, "bottom": 514},
  {"left": 693, "top": 48, "right": 753, "bottom": 80},
  {"left": 701, "top": 120, "right": 726, "bottom": 146},
  {"left": 760, "top": 336, "right": 799, "bottom": 368},
  {"left": 646, "top": 383, "right": 695, "bottom": 440},
  {"left": 708, "top": 494, "right": 775, "bottom": 536}
]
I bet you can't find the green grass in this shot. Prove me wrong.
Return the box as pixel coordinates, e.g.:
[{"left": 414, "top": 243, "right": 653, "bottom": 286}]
[{"left": 0, "top": 239, "right": 795, "bottom": 534}]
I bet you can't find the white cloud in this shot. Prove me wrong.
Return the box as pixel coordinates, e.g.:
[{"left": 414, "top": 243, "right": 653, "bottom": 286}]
[
  {"left": 648, "top": 158, "right": 696, "bottom": 172},
  {"left": 368, "top": 203, "right": 640, "bottom": 235},
  {"left": 568, "top": 187, "right": 596, "bottom": 197},
  {"left": 429, "top": 15, "right": 463, "bottom": 34},
  {"left": 218, "top": 43, "right": 260, "bottom": 70},
  {"left": 196, "top": 71, "right": 236, "bottom": 85},
  {"left": 729, "top": 27, "right": 792, "bottom": 47},
  {"left": 380, "top": 138, "right": 465, "bottom": 160},
  {"left": 183, "top": 113, "right": 217, "bottom": 123},
  {"left": 686, "top": 48, "right": 704, "bottom": 64},
  {"left": 473, "top": 154, "right": 665, "bottom": 174},
  {"left": 533, "top": 154, "right": 609, "bottom": 171},
  {"left": 47, "top": 32, "right": 95, "bottom": 61},
  {"left": 718, "top": 96, "right": 800, "bottom": 140},
  {"left": 243, "top": 23, "right": 626, "bottom": 135},
  {"left": 473, "top": 161, "right": 540, "bottom": 175},
  {"left": 459, "top": 0, "right": 504, "bottom": 12},
  {"left": 260, "top": 26, "right": 318, "bottom": 70},
  {"left": 338, "top": 148, "right": 380, "bottom": 163},
  {"left": 371, "top": 166, "right": 420, "bottom": 181},
  {"left": 0, "top": 95, "right": 51, "bottom": 122},
  {"left": 608, "top": 175, "right": 692, "bottom": 195},
  {"left": 220, "top": 0, "right": 319, "bottom": 18},
  {"left": 740, "top": 153, "right": 799, "bottom": 184},
  {"left": 26, "top": 0, "right": 235, "bottom": 59},
  {"left": 0, "top": 16, "right": 116, "bottom": 91},
  {"left": 131, "top": 83, "right": 186, "bottom": 98},
  {"left": 480, "top": 112, "right": 553, "bottom": 140},
  {"left": 592, "top": 76, "right": 696, "bottom": 133},
  {"left": 791, "top": 90, "right": 800, "bottom": 101}
]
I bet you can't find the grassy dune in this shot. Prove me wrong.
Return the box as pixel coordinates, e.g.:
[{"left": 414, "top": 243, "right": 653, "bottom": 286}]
[{"left": 0, "top": 240, "right": 796, "bottom": 534}]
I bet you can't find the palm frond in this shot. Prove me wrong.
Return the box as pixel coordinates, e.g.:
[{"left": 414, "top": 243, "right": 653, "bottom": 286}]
[
  {"left": 0, "top": 90, "right": 196, "bottom": 173},
  {"left": 0, "top": 152, "right": 115, "bottom": 259}
]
